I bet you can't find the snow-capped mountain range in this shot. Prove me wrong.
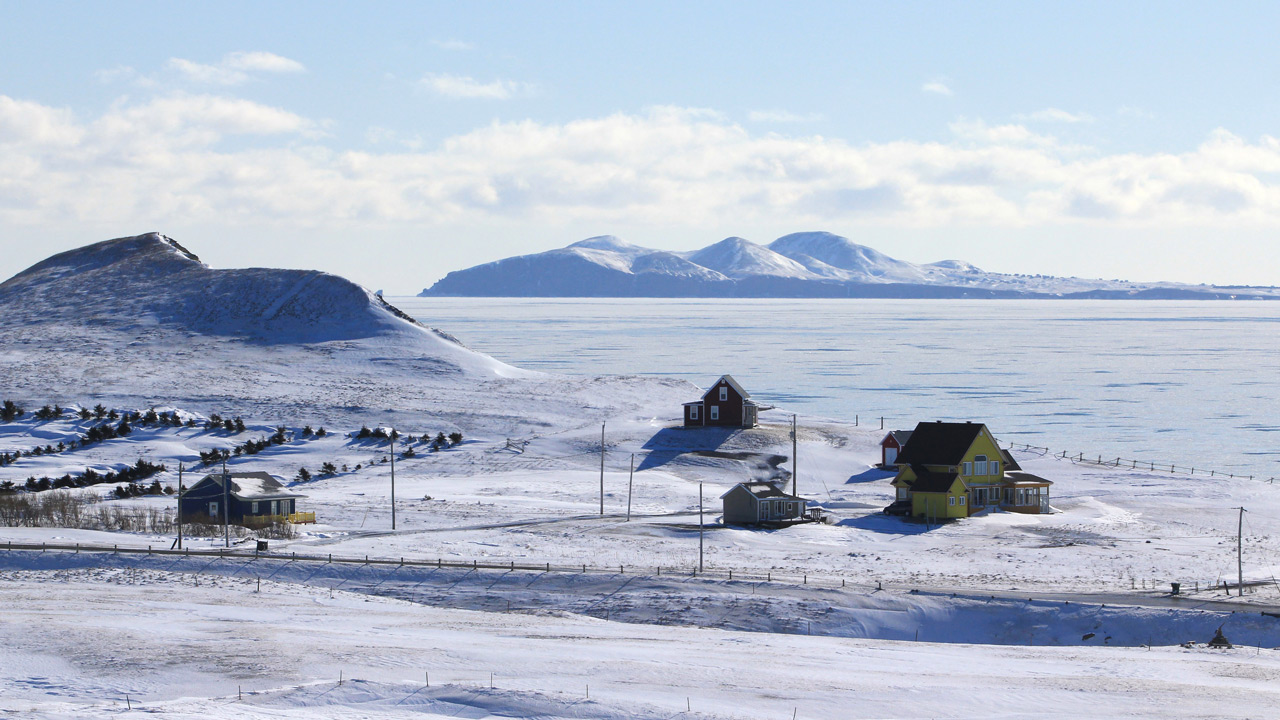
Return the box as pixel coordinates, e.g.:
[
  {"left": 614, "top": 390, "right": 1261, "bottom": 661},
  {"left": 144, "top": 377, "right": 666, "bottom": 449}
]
[
  {"left": 0, "top": 233, "right": 690, "bottom": 432},
  {"left": 422, "top": 232, "right": 1278, "bottom": 299}
]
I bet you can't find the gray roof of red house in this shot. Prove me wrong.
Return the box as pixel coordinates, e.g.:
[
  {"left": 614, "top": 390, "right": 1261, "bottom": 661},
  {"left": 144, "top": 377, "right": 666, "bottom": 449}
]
[
  {"left": 701, "top": 374, "right": 750, "bottom": 400},
  {"left": 883, "top": 430, "right": 913, "bottom": 446},
  {"left": 894, "top": 421, "right": 988, "bottom": 466}
]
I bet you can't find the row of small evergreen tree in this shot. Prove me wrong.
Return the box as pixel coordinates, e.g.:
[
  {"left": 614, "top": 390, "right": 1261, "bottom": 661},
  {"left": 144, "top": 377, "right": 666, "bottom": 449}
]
[
  {"left": 198, "top": 426, "right": 293, "bottom": 466},
  {"left": 293, "top": 430, "right": 464, "bottom": 482},
  {"left": 0, "top": 458, "right": 168, "bottom": 494},
  {"left": 355, "top": 426, "right": 462, "bottom": 449}
]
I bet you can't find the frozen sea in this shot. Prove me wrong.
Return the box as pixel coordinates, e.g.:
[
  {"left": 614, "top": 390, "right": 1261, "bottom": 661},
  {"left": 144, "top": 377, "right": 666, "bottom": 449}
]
[{"left": 399, "top": 298, "right": 1280, "bottom": 480}]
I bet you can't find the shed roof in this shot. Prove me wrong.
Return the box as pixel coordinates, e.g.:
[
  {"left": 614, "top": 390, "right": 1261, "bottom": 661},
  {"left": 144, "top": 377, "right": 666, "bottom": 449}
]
[
  {"left": 720, "top": 481, "right": 800, "bottom": 501},
  {"left": 894, "top": 421, "right": 988, "bottom": 466},
  {"left": 1003, "top": 471, "right": 1052, "bottom": 487}
]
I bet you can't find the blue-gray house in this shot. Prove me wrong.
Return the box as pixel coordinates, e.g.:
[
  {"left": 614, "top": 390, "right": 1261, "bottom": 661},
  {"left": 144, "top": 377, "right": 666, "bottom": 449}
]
[{"left": 179, "top": 471, "right": 305, "bottom": 524}]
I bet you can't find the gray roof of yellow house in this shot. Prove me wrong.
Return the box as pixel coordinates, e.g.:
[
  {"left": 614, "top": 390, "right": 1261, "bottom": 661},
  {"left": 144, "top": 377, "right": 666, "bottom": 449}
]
[
  {"left": 894, "top": 421, "right": 990, "bottom": 466},
  {"left": 1000, "top": 448, "right": 1022, "bottom": 471},
  {"left": 905, "top": 465, "right": 964, "bottom": 493},
  {"left": 1003, "top": 471, "right": 1052, "bottom": 486}
]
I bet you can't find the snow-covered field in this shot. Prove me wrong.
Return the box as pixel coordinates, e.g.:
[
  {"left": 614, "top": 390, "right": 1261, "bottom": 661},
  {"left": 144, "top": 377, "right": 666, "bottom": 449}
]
[
  {"left": 5, "top": 560, "right": 1280, "bottom": 719},
  {"left": 5, "top": 234, "right": 1280, "bottom": 717},
  {"left": 4, "top": 408, "right": 1277, "bottom": 597}
]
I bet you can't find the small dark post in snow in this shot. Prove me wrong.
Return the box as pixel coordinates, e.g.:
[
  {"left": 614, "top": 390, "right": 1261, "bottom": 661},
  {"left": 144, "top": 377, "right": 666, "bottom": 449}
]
[
  {"left": 1238, "top": 506, "right": 1247, "bottom": 596},
  {"left": 222, "top": 459, "right": 230, "bottom": 548},
  {"left": 176, "top": 462, "right": 184, "bottom": 550},
  {"left": 626, "top": 453, "right": 634, "bottom": 521},
  {"left": 390, "top": 429, "right": 397, "bottom": 530},
  {"left": 599, "top": 423, "right": 605, "bottom": 516},
  {"left": 698, "top": 482, "right": 705, "bottom": 573},
  {"left": 791, "top": 414, "right": 798, "bottom": 497}
]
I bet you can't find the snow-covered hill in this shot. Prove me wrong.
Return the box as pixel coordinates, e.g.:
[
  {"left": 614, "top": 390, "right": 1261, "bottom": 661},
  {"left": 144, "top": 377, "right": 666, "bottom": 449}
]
[
  {"left": 423, "top": 231, "right": 1280, "bottom": 298},
  {"left": 685, "top": 237, "right": 817, "bottom": 280},
  {"left": 0, "top": 233, "right": 692, "bottom": 433}
]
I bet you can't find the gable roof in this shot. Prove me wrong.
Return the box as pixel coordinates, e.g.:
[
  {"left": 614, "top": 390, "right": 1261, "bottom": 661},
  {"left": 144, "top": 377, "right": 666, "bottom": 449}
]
[
  {"left": 1000, "top": 448, "right": 1022, "bottom": 472},
  {"left": 883, "top": 430, "right": 913, "bottom": 447},
  {"left": 702, "top": 374, "right": 750, "bottom": 401},
  {"left": 720, "top": 481, "right": 800, "bottom": 501},
  {"left": 195, "top": 471, "right": 302, "bottom": 500},
  {"left": 894, "top": 421, "right": 988, "bottom": 466},
  {"left": 906, "top": 465, "right": 964, "bottom": 493}
]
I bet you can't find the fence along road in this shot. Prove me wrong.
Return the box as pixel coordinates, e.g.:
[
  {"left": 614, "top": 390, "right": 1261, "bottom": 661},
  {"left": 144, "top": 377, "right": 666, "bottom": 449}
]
[{"left": 6, "top": 540, "right": 1280, "bottom": 617}]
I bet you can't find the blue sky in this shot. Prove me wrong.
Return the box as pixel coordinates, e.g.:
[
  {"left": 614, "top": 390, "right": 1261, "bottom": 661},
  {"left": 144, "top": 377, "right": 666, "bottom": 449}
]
[{"left": 2, "top": 1, "right": 1278, "bottom": 290}]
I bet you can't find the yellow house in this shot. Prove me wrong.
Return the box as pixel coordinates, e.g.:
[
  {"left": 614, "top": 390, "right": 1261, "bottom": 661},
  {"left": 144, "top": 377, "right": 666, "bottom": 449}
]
[{"left": 890, "top": 421, "right": 1050, "bottom": 519}]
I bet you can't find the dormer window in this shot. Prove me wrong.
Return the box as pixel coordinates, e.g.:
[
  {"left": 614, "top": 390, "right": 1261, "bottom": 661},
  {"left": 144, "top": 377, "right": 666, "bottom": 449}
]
[
  {"left": 719, "top": 386, "right": 728, "bottom": 401},
  {"left": 974, "top": 455, "right": 988, "bottom": 475}
]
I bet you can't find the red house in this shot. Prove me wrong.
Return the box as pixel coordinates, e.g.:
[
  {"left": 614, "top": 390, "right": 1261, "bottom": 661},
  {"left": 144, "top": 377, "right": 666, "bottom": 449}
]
[
  {"left": 684, "top": 374, "right": 759, "bottom": 428},
  {"left": 880, "top": 430, "right": 913, "bottom": 468}
]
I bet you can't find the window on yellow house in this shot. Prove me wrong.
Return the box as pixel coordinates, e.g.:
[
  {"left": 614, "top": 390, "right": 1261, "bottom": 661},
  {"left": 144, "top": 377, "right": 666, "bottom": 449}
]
[
  {"left": 948, "top": 496, "right": 955, "bottom": 506},
  {"left": 974, "top": 455, "right": 988, "bottom": 475},
  {"left": 958, "top": 496, "right": 966, "bottom": 505},
  {"left": 962, "top": 462, "right": 972, "bottom": 475}
]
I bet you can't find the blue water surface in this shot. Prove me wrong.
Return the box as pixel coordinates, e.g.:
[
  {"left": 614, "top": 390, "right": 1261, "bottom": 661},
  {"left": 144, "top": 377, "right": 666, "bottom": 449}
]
[{"left": 396, "top": 298, "right": 1280, "bottom": 480}]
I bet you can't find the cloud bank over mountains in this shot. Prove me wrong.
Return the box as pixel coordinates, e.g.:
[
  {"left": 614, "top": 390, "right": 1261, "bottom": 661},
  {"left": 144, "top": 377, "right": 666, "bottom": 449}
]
[{"left": 3, "top": 91, "right": 1278, "bottom": 234}]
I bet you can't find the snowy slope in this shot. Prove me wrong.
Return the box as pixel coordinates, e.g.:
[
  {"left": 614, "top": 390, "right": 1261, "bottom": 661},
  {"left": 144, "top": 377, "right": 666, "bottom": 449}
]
[
  {"left": 0, "top": 233, "right": 692, "bottom": 434},
  {"left": 768, "top": 231, "right": 931, "bottom": 283},
  {"left": 685, "top": 237, "right": 818, "bottom": 280}
]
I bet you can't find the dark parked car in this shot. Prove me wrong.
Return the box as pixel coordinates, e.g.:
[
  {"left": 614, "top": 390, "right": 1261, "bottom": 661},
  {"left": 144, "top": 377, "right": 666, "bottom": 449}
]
[{"left": 882, "top": 499, "right": 912, "bottom": 516}]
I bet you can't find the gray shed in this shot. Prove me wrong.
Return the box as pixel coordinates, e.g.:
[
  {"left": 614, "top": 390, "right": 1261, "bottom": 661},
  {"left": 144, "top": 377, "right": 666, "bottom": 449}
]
[{"left": 720, "top": 482, "right": 806, "bottom": 525}]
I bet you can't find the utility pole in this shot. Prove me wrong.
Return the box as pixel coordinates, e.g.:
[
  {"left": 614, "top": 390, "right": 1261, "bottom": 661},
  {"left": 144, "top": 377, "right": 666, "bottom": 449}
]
[
  {"left": 698, "top": 482, "right": 704, "bottom": 573},
  {"left": 222, "top": 458, "right": 230, "bottom": 548},
  {"left": 626, "top": 453, "right": 634, "bottom": 521},
  {"left": 791, "top": 414, "right": 798, "bottom": 497},
  {"left": 390, "top": 429, "right": 397, "bottom": 530},
  {"left": 1238, "top": 506, "right": 1247, "bottom": 595},
  {"left": 599, "top": 422, "right": 605, "bottom": 516},
  {"left": 176, "top": 462, "right": 184, "bottom": 550}
]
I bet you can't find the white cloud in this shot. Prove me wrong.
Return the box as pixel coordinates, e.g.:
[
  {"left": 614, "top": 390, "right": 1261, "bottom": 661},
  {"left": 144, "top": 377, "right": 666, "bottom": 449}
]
[
  {"left": 223, "top": 51, "right": 306, "bottom": 74},
  {"left": 5, "top": 95, "right": 1280, "bottom": 233},
  {"left": 167, "top": 52, "right": 306, "bottom": 86},
  {"left": 922, "top": 81, "right": 953, "bottom": 96},
  {"left": 420, "top": 73, "right": 532, "bottom": 99},
  {"left": 748, "top": 110, "right": 825, "bottom": 123},
  {"left": 0, "top": 96, "right": 82, "bottom": 147},
  {"left": 1017, "top": 108, "right": 1094, "bottom": 124}
]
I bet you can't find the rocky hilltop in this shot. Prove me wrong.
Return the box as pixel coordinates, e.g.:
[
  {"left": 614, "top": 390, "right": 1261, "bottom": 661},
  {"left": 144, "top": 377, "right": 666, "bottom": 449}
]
[
  {"left": 422, "top": 231, "right": 1278, "bottom": 299},
  {"left": 0, "top": 233, "right": 690, "bottom": 431}
]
